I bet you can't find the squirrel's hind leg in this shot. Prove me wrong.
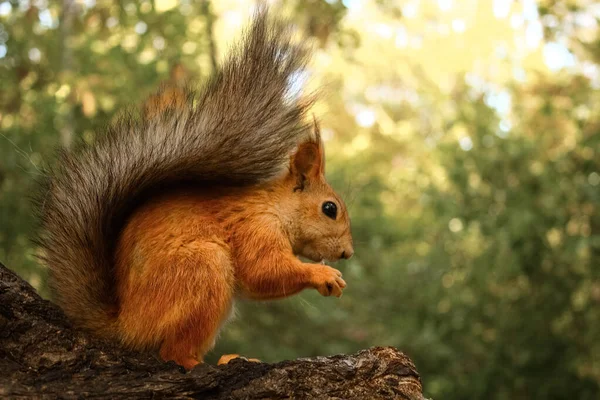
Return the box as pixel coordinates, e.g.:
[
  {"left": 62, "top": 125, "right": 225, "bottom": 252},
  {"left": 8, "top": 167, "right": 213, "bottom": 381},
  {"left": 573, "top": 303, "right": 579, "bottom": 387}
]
[
  {"left": 118, "top": 236, "right": 235, "bottom": 370},
  {"left": 156, "top": 240, "right": 235, "bottom": 370}
]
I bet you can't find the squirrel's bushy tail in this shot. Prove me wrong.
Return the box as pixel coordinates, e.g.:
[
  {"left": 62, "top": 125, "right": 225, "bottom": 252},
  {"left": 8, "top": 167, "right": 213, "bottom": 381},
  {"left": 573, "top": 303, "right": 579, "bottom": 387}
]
[{"left": 36, "top": 8, "right": 314, "bottom": 334}]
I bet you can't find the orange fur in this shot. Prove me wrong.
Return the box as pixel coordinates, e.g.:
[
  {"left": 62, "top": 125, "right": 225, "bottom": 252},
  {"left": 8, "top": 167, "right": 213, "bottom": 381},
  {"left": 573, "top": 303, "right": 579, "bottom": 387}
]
[
  {"left": 39, "top": 10, "right": 352, "bottom": 371},
  {"left": 114, "top": 133, "right": 353, "bottom": 369}
]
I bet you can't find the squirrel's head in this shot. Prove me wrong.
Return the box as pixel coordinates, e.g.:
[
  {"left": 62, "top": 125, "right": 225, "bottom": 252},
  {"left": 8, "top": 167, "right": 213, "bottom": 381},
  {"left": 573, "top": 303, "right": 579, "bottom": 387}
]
[{"left": 281, "top": 122, "right": 354, "bottom": 263}]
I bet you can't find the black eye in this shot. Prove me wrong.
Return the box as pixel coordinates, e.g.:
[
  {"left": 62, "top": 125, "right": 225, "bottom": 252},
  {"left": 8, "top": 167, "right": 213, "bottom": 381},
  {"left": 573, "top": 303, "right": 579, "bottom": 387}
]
[{"left": 322, "top": 201, "right": 337, "bottom": 220}]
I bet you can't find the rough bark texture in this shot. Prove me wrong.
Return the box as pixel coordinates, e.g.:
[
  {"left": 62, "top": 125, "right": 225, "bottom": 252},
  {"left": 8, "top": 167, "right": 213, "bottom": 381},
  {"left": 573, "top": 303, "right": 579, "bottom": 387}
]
[{"left": 0, "top": 262, "right": 424, "bottom": 399}]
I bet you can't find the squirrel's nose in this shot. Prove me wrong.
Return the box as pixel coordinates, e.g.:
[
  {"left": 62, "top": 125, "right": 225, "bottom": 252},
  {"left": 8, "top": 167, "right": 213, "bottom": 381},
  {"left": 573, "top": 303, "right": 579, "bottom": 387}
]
[{"left": 341, "top": 248, "right": 354, "bottom": 259}]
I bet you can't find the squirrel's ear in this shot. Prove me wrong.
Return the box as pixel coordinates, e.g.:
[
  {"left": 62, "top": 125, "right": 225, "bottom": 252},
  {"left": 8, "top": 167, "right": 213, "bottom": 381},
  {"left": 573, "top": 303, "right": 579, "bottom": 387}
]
[{"left": 290, "top": 119, "right": 325, "bottom": 191}]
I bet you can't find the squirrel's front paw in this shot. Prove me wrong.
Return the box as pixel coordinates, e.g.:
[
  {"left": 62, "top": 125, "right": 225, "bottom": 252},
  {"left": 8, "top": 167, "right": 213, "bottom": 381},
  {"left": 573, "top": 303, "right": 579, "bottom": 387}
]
[{"left": 310, "top": 265, "right": 346, "bottom": 297}]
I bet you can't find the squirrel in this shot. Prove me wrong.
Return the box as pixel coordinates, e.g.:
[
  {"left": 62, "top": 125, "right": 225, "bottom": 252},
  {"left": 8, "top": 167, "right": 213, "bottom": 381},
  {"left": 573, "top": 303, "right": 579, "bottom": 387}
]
[{"left": 36, "top": 8, "right": 353, "bottom": 370}]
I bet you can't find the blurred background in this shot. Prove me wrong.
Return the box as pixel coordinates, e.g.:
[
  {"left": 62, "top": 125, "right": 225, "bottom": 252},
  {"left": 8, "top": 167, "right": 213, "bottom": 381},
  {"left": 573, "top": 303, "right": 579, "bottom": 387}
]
[{"left": 1, "top": 0, "right": 599, "bottom": 398}]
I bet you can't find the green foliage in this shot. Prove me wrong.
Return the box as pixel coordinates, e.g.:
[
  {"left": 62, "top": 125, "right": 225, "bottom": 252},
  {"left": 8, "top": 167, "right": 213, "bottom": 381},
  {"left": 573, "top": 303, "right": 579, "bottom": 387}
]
[{"left": 1, "top": 1, "right": 599, "bottom": 399}]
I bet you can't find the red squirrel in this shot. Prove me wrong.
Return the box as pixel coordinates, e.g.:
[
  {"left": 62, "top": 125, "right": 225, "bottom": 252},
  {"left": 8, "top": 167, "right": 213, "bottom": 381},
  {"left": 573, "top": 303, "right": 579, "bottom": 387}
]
[{"left": 36, "top": 8, "right": 353, "bottom": 370}]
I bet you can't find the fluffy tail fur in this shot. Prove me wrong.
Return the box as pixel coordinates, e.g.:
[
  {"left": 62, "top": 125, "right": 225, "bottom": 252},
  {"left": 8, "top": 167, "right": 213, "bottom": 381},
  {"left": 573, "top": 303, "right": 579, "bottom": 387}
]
[{"left": 36, "top": 8, "right": 314, "bottom": 334}]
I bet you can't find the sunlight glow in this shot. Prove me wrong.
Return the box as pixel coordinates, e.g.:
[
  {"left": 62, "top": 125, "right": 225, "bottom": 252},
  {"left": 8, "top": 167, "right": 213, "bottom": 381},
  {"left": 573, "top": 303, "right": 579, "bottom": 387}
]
[
  {"left": 510, "top": 14, "right": 523, "bottom": 29},
  {"left": 395, "top": 28, "right": 408, "bottom": 48},
  {"left": 438, "top": 0, "right": 452, "bottom": 12},
  {"left": 82, "top": 0, "right": 96, "bottom": 9},
  {"left": 356, "top": 109, "right": 376, "bottom": 128},
  {"left": 512, "top": 67, "right": 526, "bottom": 82},
  {"left": 493, "top": 0, "right": 512, "bottom": 19},
  {"left": 342, "top": 0, "right": 362, "bottom": 11},
  {"left": 452, "top": 19, "right": 466, "bottom": 33},
  {"left": 459, "top": 137, "right": 473, "bottom": 151},
  {"left": 525, "top": 21, "right": 543, "bottom": 49},
  {"left": 581, "top": 62, "right": 600, "bottom": 89},
  {"left": 498, "top": 119, "right": 511, "bottom": 138},
  {"left": 543, "top": 42, "right": 577, "bottom": 71},
  {"left": 485, "top": 91, "right": 511, "bottom": 115},
  {"left": 134, "top": 21, "right": 147, "bottom": 35},
  {"left": 155, "top": 0, "right": 177, "bottom": 13},
  {"left": 106, "top": 17, "right": 118, "bottom": 29},
  {"left": 375, "top": 23, "right": 393, "bottom": 39},
  {"left": 28, "top": 48, "right": 41, "bottom": 63},
  {"left": 403, "top": 1, "right": 420, "bottom": 19},
  {"left": 449, "top": 218, "right": 464, "bottom": 232},
  {"left": 38, "top": 9, "right": 55, "bottom": 28},
  {"left": 0, "top": 2, "right": 11, "bottom": 16},
  {"left": 522, "top": 0, "right": 539, "bottom": 21},
  {"left": 153, "top": 36, "right": 165, "bottom": 50}
]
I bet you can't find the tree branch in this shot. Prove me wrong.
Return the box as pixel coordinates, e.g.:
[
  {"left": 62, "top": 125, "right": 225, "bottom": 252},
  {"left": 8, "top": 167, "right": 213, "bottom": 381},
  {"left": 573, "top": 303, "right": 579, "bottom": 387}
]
[{"left": 0, "top": 262, "right": 424, "bottom": 399}]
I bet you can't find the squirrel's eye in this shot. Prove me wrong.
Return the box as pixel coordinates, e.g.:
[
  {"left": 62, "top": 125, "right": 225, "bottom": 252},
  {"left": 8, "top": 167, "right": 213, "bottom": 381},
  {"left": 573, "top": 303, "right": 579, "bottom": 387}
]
[{"left": 322, "top": 201, "right": 337, "bottom": 220}]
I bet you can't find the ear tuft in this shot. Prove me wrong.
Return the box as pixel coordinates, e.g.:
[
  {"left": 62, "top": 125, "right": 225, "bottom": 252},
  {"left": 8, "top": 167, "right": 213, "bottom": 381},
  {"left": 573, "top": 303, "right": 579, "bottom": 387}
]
[
  {"left": 312, "top": 115, "right": 325, "bottom": 173},
  {"left": 290, "top": 118, "right": 325, "bottom": 190}
]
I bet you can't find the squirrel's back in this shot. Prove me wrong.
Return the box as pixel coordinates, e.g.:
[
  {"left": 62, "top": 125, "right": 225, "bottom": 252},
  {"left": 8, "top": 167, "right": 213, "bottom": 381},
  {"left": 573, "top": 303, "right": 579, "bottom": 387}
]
[{"left": 36, "top": 8, "right": 315, "bottom": 334}]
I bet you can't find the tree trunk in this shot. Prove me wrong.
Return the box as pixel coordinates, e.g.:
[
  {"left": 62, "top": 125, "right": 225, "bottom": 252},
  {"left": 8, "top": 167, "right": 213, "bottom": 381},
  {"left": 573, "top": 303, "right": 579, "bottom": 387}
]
[{"left": 0, "top": 262, "right": 424, "bottom": 399}]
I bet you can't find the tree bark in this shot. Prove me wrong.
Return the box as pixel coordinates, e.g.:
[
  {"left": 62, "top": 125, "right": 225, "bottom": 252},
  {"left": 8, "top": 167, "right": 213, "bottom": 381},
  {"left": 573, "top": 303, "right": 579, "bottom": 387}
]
[{"left": 0, "top": 262, "right": 424, "bottom": 399}]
